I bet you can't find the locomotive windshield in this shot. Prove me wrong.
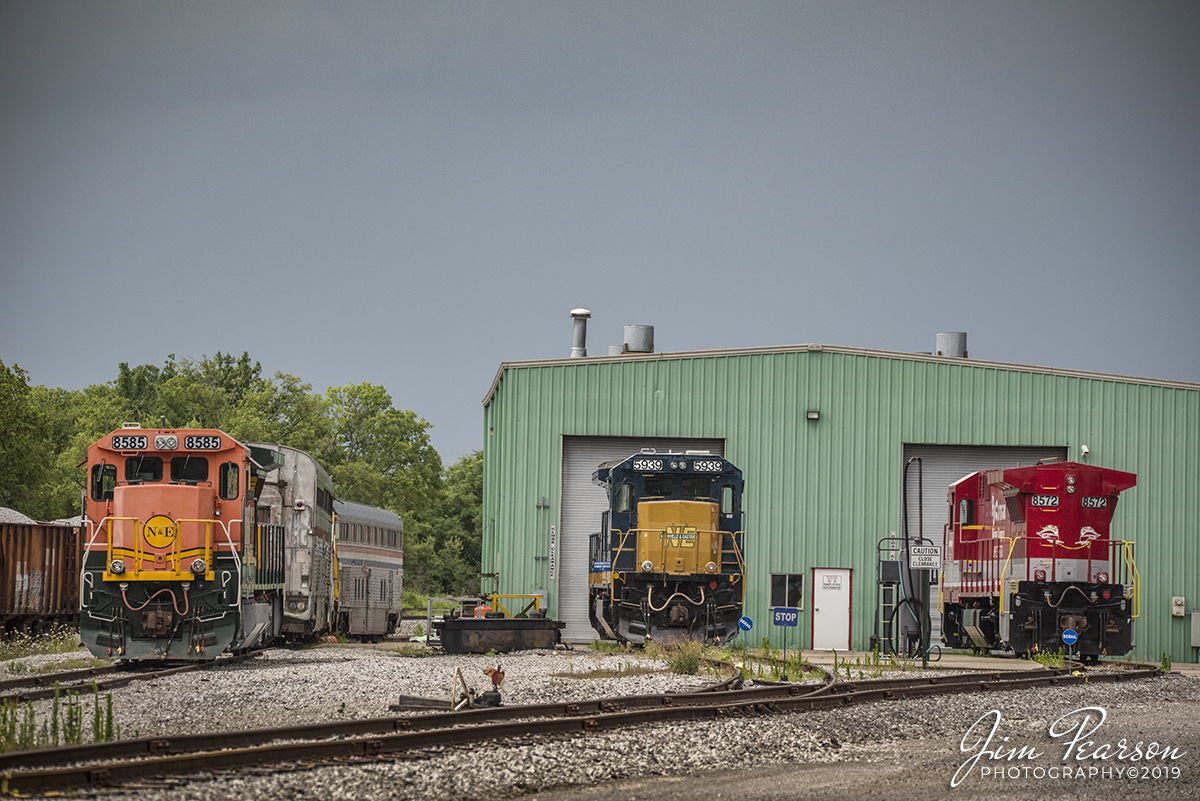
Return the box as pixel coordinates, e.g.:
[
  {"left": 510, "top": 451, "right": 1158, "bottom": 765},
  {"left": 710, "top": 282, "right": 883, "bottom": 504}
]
[
  {"left": 680, "top": 477, "right": 712, "bottom": 499},
  {"left": 642, "top": 476, "right": 673, "bottom": 497},
  {"left": 125, "top": 456, "right": 163, "bottom": 483},
  {"left": 170, "top": 456, "right": 209, "bottom": 483}
]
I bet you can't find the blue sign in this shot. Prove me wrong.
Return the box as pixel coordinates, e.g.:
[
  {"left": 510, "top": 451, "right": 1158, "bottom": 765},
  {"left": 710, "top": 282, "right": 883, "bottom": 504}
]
[
  {"left": 773, "top": 607, "right": 799, "bottom": 627},
  {"left": 737, "top": 616, "right": 753, "bottom": 632},
  {"left": 1062, "top": 628, "right": 1079, "bottom": 646},
  {"left": 592, "top": 561, "right": 611, "bottom": 571}
]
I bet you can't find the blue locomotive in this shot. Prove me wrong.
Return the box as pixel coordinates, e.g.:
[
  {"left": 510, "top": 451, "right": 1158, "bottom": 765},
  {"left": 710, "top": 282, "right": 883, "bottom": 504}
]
[{"left": 588, "top": 451, "right": 745, "bottom": 644}]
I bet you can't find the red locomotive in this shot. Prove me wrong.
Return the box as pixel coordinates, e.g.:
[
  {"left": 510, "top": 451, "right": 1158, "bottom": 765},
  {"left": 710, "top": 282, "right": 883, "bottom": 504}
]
[{"left": 939, "top": 461, "right": 1137, "bottom": 663}]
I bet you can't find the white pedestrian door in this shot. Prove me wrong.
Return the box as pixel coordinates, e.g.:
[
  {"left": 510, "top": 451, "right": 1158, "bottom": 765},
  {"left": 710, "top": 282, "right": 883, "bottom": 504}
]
[{"left": 811, "top": 568, "right": 852, "bottom": 651}]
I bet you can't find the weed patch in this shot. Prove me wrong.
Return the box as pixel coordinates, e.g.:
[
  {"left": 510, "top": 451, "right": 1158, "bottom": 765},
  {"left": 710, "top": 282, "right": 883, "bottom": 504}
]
[
  {"left": 552, "top": 660, "right": 665, "bottom": 680},
  {"left": 0, "top": 626, "right": 83, "bottom": 662},
  {"left": 0, "top": 682, "right": 121, "bottom": 753}
]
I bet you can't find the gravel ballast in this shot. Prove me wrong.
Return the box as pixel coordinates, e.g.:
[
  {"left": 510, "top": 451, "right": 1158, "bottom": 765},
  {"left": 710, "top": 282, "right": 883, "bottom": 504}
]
[{"left": 8, "top": 645, "right": 1199, "bottom": 801}]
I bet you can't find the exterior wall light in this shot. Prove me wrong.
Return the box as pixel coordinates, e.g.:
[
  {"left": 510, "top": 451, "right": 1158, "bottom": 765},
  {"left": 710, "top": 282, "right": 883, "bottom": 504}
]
[{"left": 806, "top": 410, "right": 820, "bottom": 421}]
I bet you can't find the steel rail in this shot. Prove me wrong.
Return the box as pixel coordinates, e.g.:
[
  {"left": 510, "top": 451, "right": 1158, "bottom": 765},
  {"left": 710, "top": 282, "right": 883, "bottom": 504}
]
[
  {"left": 4, "top": 665, "right": 1157, "bottom": 794},
  {"left": 0, "top": 650, "right": 265, "bottom": 705},
  {"left": 0, "top": 664, "right": 124, "bottom": 694},
  {"left": 0, "top": 667, "right": 1054, "bottom": 772}
]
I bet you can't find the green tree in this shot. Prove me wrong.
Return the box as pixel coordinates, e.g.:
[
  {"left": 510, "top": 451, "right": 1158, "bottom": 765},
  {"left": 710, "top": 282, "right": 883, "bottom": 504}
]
[
  {"left": 0, "top": 360, "right": 49, "bottom": 515},
  {"left": 115, "top": 352, "right": 264, "bottom": 429},
  {"left": 223, "top": 372, "right": 329, "bottom": 451},
  {"left": 441, "top": 450, "right": 483, "bottom": 575},
  {"left": 323, "top": 383, "right": 442, "bottom": 516}
]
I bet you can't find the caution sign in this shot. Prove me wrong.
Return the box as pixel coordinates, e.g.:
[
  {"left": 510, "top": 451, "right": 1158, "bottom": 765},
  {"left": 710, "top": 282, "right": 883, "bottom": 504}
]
[
  {"left": 143, "top": 515, "right": 179, "bottom": 549},
  {"left": 909, "top": 545, "right": 942, "bottom": 569}
]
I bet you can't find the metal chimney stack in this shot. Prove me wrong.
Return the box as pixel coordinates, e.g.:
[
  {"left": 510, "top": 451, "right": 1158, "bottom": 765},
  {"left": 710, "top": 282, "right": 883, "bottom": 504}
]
[
  {"left": 623, "top": 325, "right": 654, "bottom": 353},
  {"left": 935, "top": 332, "right": 967, "bottom": 358},
  {"left": 570, "top": 309, "right": 591, "bottom": 358}
]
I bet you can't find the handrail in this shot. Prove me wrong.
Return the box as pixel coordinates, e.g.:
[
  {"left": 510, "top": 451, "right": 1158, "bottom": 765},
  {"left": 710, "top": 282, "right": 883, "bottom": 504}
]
[
  {"left": 996, "top": 536, "right": 1016, "bottom": 614},
  {"left": 488, "top": 594, "right": 543, "bottom": 618},
  {"left": 1118, "top": 540, "right": 1140, "bottom": 619},
  {"left": 174, "top": 519, "right": 217, "bottom": 581},
  {"left": 728, "top": 530, "right": 746, "bottom": 575},
  {"left": 946, "top": 532, "right": 1139, "bottom": 622}
]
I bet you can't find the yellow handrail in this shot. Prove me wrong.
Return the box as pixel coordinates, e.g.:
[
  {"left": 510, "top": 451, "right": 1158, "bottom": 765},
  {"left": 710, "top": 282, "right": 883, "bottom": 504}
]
[
  {"left": 172, "top": 519, "right": 216, "bottom": 581},
  {"left": 1118, "top": 540, "right": 1140, "bottom": 619},
  {"left": 488, "top": 594, "right": 542, "bottom": 618},
  {"left": 997, "top": 536, "right": 1015, "bottom": 614},
  {"left": 103, "top": 517, "right": 139, "bottom": 575}
]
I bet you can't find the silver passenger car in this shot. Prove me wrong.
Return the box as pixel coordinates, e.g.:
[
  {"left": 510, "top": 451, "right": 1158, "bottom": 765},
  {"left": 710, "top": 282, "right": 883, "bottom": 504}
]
[{"left": 333, "top": 499, "right": 403, "bottom": 641}]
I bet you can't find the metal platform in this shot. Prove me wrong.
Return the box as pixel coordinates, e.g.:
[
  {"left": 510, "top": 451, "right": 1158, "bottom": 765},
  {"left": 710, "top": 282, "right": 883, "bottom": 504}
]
[{"left": 436, "top": 616, "right": 565, "bottom": 654}]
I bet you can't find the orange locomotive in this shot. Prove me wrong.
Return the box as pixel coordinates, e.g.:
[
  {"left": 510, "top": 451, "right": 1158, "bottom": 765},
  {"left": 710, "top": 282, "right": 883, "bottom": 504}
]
[{"left": 80, "top": 425, "right": 286, "bottom": 660}]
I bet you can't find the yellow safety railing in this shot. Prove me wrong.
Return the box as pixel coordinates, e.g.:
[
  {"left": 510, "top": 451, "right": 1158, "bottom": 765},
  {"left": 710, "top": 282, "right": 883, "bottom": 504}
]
[
  {"left": 1119, "top": 540, "right": 1140, "bottom": 619},
  {"left": 948, "top": 532, "right": 1139, "bottom": 619},
  {"left": 487, "top": 594, "right": 542, "bottom": 618},
  {"left": 102, "top": 517, "right": 215, "bottom": 581},
  {"left": 619, "top": 526, "right": 745, "bottom": 576}
]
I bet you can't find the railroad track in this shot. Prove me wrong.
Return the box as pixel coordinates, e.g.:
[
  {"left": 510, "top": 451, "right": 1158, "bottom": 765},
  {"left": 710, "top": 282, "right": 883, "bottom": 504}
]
[
  {"left": 0, "top": 650, "right": 265, "bottom": 705},
  {"left": 0, "top": 663, "right": 1160, "bottom": 794}
]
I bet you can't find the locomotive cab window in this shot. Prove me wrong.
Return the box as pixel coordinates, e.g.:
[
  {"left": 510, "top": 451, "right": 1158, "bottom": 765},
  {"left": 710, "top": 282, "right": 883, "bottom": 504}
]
[
  {"left": 643, "top": 476, "right": 673, "bottom": 497},
  {"left": 615, "top": 483, "right": 634, "bottom": 513},
  {"left": 171, "top": 456, "right": 209, "bottom": 483},
  {"left": 957, "top": 497, "right": 974, "bottom": 526},
  {"left": 218, "top": 462, "right": 239, "bottom": 500},
  {"left": 91, "top": 464, "right": 117, "bottom": 501},
  {"left": 720, "top": 484, "right": 737, "bottom": 514},
  {"left": 680, "top": 477, "right": 712, "bottom": 499},
  {"left": 125, "top": 456, "right": 162, "bottom": 484}
]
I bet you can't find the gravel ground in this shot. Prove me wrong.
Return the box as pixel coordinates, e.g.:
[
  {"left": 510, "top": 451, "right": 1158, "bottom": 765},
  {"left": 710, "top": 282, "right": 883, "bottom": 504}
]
[{"left": 7, "top": 645, "right": 1199, "bottom": 801}]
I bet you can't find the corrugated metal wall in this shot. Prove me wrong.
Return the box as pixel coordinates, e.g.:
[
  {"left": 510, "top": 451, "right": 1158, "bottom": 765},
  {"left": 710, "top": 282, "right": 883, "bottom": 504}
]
[{"left": 482, "top": 347, "right": 1200, "bottom": 661}]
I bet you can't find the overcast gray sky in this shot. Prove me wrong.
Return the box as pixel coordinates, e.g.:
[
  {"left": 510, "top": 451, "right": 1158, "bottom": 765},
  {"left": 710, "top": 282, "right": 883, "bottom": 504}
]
[{"left": 3, "top": 1, "right": 1198, "bottom": 461}]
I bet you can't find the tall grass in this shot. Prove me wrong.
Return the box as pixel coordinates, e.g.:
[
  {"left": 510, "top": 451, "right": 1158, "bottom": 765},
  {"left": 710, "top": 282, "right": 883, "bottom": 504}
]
[
  {"left": 647, "top": 639, "right": 705, "bottom": 675},
  {"left": 0, "top": 682, "right": 120, "bottom": 753}
]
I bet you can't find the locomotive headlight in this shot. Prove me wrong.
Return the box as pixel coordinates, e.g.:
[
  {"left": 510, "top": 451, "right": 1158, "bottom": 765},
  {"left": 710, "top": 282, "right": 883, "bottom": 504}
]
[
  {"left": 154, "top": 434, "right": 178, "bottom": 450},
  {"left": 1096, "top": 571, "right": 1109, "bottom": 583},
  {"left": 109, "top": 559, "right": 126, "bottom": 575},
  {"left": 706, "top": 562, "right": 717, "bottom": 572},
  {"left": 640, "top": 560, "right": 653, "bottom": 572},
  {"left": 669, "top": 460, "right": 678, "bottom": 469},
  {"left": 1066, "top": 475, "right": 1076, "bottom": 485},
  {"left": 190, "top": 558, "right": 207, "bottom": 574},
  {"left": 1033, "top": 569, "right": 1047, "bottom": 582}
]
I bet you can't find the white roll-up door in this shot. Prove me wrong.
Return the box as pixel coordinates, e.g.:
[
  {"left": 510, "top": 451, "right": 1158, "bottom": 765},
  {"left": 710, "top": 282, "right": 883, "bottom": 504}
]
[
  {"left": 900, "top": 444, "right": 1068, "bottom": 646},
  {"left": 560, "top": 436, "right": 725, "bottom": 643}
]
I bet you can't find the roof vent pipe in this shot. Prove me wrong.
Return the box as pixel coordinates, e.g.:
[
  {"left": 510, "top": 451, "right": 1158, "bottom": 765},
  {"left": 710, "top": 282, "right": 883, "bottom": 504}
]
[
  {"left": 935, "top": 332, "right": 967, "bottom": 358},
  {"left": 623, "top": 325, "right": 654, "bottom": 353},
  {"left": 608, "top": 345, "right": 622, "bottom": 356},
  {"left": 570, "top": 309, "right": 591, "bottom": 357}
]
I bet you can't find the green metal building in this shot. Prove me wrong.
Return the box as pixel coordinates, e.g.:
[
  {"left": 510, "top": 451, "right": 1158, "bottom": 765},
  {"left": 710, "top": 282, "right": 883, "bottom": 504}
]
[{"left": 481, "top": 337, "right": 1200, "bottom": 662}]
